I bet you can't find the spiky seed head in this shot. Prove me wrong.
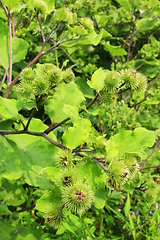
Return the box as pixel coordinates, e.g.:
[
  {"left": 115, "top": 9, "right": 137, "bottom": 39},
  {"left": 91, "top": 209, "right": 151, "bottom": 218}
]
[
  {"left": 62, "top": 181, "right": 94, "bottom": 215},
  {"left": 108, "top": 158, "right": 130, "bottom": 187}
]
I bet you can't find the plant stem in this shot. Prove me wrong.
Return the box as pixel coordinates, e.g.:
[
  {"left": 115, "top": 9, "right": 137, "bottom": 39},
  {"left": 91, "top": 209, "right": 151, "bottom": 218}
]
[{"left": 8, "top": 10, "right": 12, "bottom": 86}]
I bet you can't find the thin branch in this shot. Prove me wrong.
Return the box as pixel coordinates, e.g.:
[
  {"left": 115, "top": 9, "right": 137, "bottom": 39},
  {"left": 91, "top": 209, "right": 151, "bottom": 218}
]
[
  {"left": 43, "top": 35, "right": 72, "bottom": 55},
  {"left": 38, "top": 12, "right": 45, "bottom": 42},
  {"left": 17, "top": 204, "right": 35, "bottom": 213},
  {"left": 15, "top": 9, "right": 25, "bottom": 31},
  {"left": 3, "top": 43, "right": 45, "bottom": 98},
  {"left": 139, "top": 165, "right": 160, "bottom": 171},
  {"left": 134, "top": 71, "right": 160, "bottom": 109},
  {"left": 0, "top": 129, "right": 68, "bottom": 150},
  {"left": 92, "top": 157, "right": 109, "bottom": 174},
  {"left": 24, "top": 108, "right": 37, "bottom": 130},
  {"left": 0, "top": 70, "right": 7, "bottom": 91},
  {"left": 12, "top": 13, "right": 16, "bottom": 38},
  {"left": 8, "top": 10, "right": 12, "bottom": 85},
  {"left": 3, "top": 28, "right": 72, "bottom": 98},
  {"left": 45, "top": 93, "right": 99, "bottom": 134},
  {"left": 129, "top": 15, "right": 158, "bottom": 39},
  {"left": 43, "top": 133, "right": 68, "bottom": 150},
  {"left": 75, "top": 152, "right": 109, "bottom": 174},
  {"left": 45, "top": 22, "right": 62, "bottom": 43},
  {"left": 25, "top": 96, "right": 43, "bottom": 130},
  {"left": 140, "top": 138, "right": 160, "bottom": 168},
  {"left": 92, "top": 11, "right": 100, "bottom": 32},
  {"left": 60, "top": 47, "right": 88, "bottom": 79}
]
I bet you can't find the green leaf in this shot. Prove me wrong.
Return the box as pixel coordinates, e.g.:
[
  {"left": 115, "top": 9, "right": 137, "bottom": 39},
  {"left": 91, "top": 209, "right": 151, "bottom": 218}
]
[
  {"left": 87, "top": 30, "right": 104, "bottom": 46},
  {"left": 16, "top": 99, "right": 37, "bottom": 111},
  {"left": 116, "top": 0, "right": 132, "bottom": 12},
  {"left": 0, "top": 20, "right": 29, "bottom": 69},
  {"left": 75, "top": 77, "right": 94, "bottom": 99},
  {"left": 62, "top": 118, "right": 91, "bottom": 149},
  {"left": 36, "top": 188, "right": 62, "bottom": 212},
  {"left": 94, "top": 184, "right": 106, "bottom": 209},
  {"left": 44, "top": 0, "right": 55, "bottom": 13},
  {"left": 63, "top": 104, "right": 79, "bottom": 123},
  {"left": 0, "top": 97, "right": 20, "bottom": 120},
  {"left": 103, "top": 41, "right": 127, "bottom": 57},
  {"left": 12, "top": 37, "right": 29, "bottom": 64},
  {"left": 1, "top": 0, "right": 22, "bottom": 10},
  {"left": 128, "top": 214, "right": 136, "bottom": 240},
  {"left": 40, "top": 167, "right": 61, "bottom": 183},
  {"left": 106, "top": 138, "right": 118, "bottom": 160},
  {"left": 0, "top": 20, "right": 9, "bottom": 69},
  {"left": 87, "top": 68, "right": 106, "bottom": 92},
  {"left": 112, "top": 128, "right": 155, "bottom": 157},
  {"left": 45, "top": 82, "right": 85, "bottom": 122},
  {"left": 124, "top": 193, "right": 130, "bottom": 217}
]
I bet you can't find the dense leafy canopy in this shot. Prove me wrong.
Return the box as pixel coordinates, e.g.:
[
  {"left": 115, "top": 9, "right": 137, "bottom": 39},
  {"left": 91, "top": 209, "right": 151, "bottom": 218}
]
[{"left": 0, "top": 0, "right": 160, "bottom": 239}]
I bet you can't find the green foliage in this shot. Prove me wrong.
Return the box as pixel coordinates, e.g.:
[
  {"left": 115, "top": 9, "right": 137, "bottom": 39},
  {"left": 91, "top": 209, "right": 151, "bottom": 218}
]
[{"left": 0, "top": 0, "right": 160, "bottom": 239}]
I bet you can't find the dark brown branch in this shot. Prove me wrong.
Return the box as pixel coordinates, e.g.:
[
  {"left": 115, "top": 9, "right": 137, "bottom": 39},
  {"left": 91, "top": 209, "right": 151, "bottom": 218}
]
[
  {"left": 0, "top": 129, "right": 68, "bottom": 150},
  {"left": 24, "top": 108, "right": 37, "bottom": 131}
]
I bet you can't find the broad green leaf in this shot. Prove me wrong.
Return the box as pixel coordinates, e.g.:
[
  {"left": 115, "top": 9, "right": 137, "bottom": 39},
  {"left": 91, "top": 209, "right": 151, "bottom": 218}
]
[
  {"left": 1, "top": 0, "right": 22, "bottom": 10},
  {"left": 10, "top": 3, "right": 27, "bottom": 13},
  {"left": 40, "top": 167, "right": 61, "bottom": 183},
  {"left": 94, "top": 184, "right": 106, "bottom": 209},
  {"left": 103, "top": 41, "right": 127, "bottom": 57},
  {"left": 45, "top": 82, "right": 85, "bottom": 122},
  {"left": 3, "top": 182, "right": 26, "bottom": 207},
  {"left": 0, "top": 20, "right": 29, "bottom": 69},
  {"left": 0, "top": 20, "right": 9, "bottom": 69},
  {"left": 87, "top": 68, "right": 106, "bottom": 92},
  {"left": 75, "top": 158, "right": 106, "bottom": 187},
  {"left": 87, "top": 30, "right": 104, "bottom": 46},
  {"left": 106, "top": 138, "right": 118, "bottom": 160},
  {"left": 0, "top": 222, "right": 14, "bottom": 239},
  {"left": 116, "top": 0, "right": 131, "bottom": 12},
  {"left": 45, "top": 0, "right": 55, "bottom": 13},
  {"left": 0, "top": 97, "right": 20, "bottom": 120},
  {"left": 75, "top": 76, "right": 94, "bottom": 99},
  {"left": 12, "top": 37, "right": 29, "bottom": 64},
  {"left": 112, "top": 128, "right": 155, "bottom": 157},
  {"left": 63, "top": 104, "right": 79, "bottom": 123},
  {"left": 24, "top": 165, "right": 53, "bottom": 189},
  {"left": 62, "top": 118, "right": 91, "bottom": 149},
  {"left": 36, "top": 188, "right": 62, "bottom": 212},
  {"left": 16, "top": 99, "right": 37, "bottom": 111}
]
